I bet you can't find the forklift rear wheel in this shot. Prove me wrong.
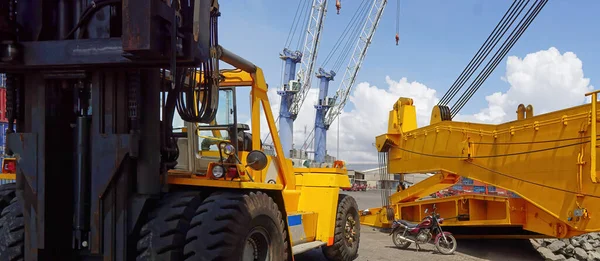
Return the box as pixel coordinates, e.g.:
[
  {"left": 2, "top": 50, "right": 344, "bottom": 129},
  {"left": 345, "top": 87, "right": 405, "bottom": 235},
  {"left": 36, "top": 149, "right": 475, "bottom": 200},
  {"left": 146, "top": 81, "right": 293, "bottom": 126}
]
[
  {"left": 136, "top": 191, "right": 204, "bottom": 261},
  {"left": 0, "top": 195, "right": 24, "bottom": 261},
  {"left": 183, "top": 191, "right": 288, "bottom": 261},
  {"left": 323, "top": 194, "right": 360, "bottom": 261}
]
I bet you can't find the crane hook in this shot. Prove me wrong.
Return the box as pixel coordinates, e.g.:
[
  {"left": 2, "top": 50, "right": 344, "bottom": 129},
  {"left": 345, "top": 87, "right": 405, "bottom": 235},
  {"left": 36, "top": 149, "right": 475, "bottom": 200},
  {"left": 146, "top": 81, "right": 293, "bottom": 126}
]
[
  {"left": 395, "top": 33, "right": 399, "bottom": 45},
  {"left": 336, "top": 0, "right": 341, "bottom": 14}
]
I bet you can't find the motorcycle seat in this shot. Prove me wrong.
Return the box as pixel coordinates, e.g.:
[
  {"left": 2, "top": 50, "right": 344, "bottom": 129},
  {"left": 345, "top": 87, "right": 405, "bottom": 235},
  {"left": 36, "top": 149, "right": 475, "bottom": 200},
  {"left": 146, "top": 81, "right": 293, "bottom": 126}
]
[{"left": 397, "top": 220, "right": 419, "bottom": 228}]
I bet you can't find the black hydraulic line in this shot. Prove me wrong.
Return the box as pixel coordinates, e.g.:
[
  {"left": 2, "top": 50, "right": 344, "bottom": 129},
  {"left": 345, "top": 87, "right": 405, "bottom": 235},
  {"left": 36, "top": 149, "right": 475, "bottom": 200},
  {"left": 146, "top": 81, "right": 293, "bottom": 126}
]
[
  {"left": 450, "top": 0, "right": 547, "bottom": 118},
  {"left": 173, "top": 5, "right": 220, "bottom": 124},
  {"left": 438, "top": 0, "right": 525, "bottom": 106},
  {"left": 63, "top": 0, "right": 120, "bottom": 40}
]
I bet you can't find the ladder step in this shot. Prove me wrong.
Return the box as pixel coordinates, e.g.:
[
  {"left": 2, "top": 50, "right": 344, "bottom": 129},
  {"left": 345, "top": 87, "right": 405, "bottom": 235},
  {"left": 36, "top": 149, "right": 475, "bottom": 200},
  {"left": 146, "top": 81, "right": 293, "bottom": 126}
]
[{"left": 292, "top": 241, "right": 327, "bottom": 255}]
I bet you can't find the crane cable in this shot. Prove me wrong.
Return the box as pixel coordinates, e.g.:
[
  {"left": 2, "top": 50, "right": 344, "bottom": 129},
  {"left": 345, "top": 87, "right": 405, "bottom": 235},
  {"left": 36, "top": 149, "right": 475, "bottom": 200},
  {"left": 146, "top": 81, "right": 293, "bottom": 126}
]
[
  {"left": 395, "top": 0, "right": 400, "bottom": 45},
  {"left": 438, "top": 0, "right": 526, "bottom": 106},
  {"left": 450, "top": 0, "right": 547, "bottom": 118},
  {"left": 284, "top": 0, "right": 311, "bottom": 49},
  {"left": 321, "top": 0, "right": 370, "bottom": 68},
  {"left": 333, "top": 5, "right": 370, "bottom": 72}
]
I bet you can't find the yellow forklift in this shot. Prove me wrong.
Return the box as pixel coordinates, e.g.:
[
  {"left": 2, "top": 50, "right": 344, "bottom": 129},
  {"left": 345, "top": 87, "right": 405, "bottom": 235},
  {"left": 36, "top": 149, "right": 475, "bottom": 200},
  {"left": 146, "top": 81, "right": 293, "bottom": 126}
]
[{"left": 0, "top": 1, "right": 358, "bottom": 260}]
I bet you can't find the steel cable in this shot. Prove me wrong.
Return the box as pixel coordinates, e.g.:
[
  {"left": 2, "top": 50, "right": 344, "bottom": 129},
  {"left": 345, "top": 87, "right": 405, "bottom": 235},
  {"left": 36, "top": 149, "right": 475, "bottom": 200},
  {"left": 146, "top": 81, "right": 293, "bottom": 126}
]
[
  {"left": 321, "top": 0, "right": 370, "bottom": 68},
  {"left": 450, "top": 0, "right": 547, "bottom": 117},
  {"left": 389, "top": 138, "right": 588, "bottom": 159},
  {"left": 438, "top": 0, "right": 526, "bottom": 106}
]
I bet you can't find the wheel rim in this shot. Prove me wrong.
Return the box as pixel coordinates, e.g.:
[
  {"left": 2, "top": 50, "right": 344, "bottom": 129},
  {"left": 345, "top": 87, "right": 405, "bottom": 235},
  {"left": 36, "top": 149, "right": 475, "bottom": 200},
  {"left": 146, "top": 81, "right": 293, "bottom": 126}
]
[
  {"left": 437, "top": 235, "right": 456, "bottom": 254},
  {"left": 344, "top": 214, "right": 358, "bottom": 248},
  {"left": 243, "top": 226, "right": 271, "bottom": 261},
  {"left": 392, "top": 231, "right": 409, "bottom": 247},
  {"left": 394, "top": 233, "right": 406, "bottom": 245}
]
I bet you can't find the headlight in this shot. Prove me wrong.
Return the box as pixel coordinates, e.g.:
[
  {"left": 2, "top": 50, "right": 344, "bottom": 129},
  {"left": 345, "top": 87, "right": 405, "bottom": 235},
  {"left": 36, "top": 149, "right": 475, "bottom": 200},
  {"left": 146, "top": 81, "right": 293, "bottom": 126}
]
[
  {"left": 223, "top": 143, "right": 235, "bottom": 156},
  {"left": 212, "top": 165, "right": 225, "bottom": 178},
  {"left": 219, "top": 142, "right": 236, "bottom": 156}
]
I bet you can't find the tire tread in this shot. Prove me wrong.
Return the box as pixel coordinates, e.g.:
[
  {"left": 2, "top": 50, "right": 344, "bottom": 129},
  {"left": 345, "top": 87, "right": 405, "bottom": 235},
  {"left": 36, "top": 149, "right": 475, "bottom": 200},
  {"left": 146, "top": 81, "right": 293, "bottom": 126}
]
[{"left": 136, "top": 191, "right": 203, "bottom": 261}]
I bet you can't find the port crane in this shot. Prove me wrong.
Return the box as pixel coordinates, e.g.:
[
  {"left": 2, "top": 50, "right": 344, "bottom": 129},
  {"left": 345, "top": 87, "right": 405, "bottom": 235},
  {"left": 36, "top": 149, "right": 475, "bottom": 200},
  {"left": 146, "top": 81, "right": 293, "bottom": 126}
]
[
  {"left": 278, "top": 0, "right": 328, "bottom": 158},
  {"left": 312, "top": 0, "right": 387, "bottom": 164},
  {"left": 0, "top": 1, "right": 360, "bottom": 260}
]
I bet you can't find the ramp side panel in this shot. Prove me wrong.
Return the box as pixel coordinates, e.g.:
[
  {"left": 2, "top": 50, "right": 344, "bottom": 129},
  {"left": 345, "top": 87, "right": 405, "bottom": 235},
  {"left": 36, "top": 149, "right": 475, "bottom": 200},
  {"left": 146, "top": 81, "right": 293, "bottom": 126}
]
[{"left": 389, "top": 173, "right": 460, "bottom": 203}]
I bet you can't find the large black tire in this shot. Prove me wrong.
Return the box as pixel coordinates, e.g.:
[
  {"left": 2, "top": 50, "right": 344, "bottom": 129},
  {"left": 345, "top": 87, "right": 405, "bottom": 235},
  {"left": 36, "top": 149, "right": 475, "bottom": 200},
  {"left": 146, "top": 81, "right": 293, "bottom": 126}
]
[
  {"left": 0, "top": 196, "right": 24, "bottom": 261},
  {"left": 136, "top": 191, "right": 204, "bottom": 261},
  {"left": 0, "top": 183, "right": 16, "bottom": 207},
  {"left": 183, "top": 191, "right": 288, "bottom": 261},
  {"left": 323, "top": 194, "right": 360, "bottom": 261}
]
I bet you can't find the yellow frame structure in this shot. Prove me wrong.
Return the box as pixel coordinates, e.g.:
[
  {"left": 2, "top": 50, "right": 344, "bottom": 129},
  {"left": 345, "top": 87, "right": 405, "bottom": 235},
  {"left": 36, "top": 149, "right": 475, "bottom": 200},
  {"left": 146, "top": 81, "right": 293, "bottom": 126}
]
[
  {"left": 164, "top": 66, "right": 353, "bottom": 256},
  {"left": 361, "top": 94, "right": 600, "bottom": 239}
]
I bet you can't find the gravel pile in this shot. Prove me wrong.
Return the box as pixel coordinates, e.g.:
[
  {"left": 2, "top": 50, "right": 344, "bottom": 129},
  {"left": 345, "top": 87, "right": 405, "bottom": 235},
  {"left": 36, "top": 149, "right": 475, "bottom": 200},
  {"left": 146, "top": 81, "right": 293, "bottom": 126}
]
[{"left": 530, "top": 233, "right": 600, "bottom": 261}]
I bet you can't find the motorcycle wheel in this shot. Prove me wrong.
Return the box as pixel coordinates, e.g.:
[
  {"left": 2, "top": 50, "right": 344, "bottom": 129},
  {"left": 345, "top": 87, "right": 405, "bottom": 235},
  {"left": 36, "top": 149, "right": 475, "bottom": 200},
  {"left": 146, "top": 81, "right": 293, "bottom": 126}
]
[
  {"left": 435, "top": 233, "right": 457, "bottom": 255},
  {"left": 391, "top": 230, "right": 411, "bottom": 249}
]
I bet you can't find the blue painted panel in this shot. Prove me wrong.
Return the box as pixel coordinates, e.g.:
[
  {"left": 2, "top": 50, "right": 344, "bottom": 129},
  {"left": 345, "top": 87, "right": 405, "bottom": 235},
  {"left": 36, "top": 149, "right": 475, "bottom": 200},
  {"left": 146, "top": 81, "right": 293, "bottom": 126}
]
[
  {"left": 0, "top": 122, "right": 10, "bottom": 156},
  {"left": 287, "top": 215, "right": 302, "bottom": 227},
  {"left": 461, "top": 177, "right": 474, "bottom": 185},
  {"left": 488, "top": 186, "right": 496, "bottom": 192},
  {"left": 452, "top": 185, "right": 463, "bottom": 191},
  {"left": 473, "top": 186, "right": 486, "bottom": 193}
]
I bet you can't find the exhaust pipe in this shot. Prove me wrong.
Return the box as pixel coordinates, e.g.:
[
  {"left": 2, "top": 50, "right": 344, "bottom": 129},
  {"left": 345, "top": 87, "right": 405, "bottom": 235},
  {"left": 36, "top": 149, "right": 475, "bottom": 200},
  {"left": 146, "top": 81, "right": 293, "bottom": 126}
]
[
  {"left": 392, "top": 222, "right": 416, "bottom": 244},
  {"left": 394, "top": 233, "right": 416, "bottom": 244}
]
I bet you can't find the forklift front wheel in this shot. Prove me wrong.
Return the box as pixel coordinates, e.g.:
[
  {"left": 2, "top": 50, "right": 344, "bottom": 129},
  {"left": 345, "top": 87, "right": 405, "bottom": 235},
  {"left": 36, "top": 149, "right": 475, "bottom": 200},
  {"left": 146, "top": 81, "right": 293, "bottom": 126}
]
[
  {"left": 323, "top": 194, "right": 360, "bottom": 261},
  {"left": 183, "top": 191, "right": 288, "bottom": 261}
]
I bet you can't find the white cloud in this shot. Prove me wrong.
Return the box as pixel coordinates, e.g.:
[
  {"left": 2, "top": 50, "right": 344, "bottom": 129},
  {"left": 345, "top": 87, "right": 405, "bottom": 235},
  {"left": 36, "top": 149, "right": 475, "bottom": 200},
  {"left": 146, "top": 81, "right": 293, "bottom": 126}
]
[{"left": 455, "top": 47, "right": 594, "bottom": 123}]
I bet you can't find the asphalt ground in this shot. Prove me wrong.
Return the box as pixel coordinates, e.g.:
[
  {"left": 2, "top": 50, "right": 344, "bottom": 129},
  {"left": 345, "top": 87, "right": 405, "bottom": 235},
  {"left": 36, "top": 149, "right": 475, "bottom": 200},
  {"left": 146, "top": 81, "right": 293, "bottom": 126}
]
[{"left": 296, "top": 190, "right": 543, "bottom": 261}]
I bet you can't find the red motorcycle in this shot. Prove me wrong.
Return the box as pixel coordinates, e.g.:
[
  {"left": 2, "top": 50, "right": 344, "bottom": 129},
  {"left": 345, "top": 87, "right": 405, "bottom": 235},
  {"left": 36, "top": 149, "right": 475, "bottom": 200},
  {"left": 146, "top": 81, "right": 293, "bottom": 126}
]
[{"left": 389, "top": 204, "right": 457, "bottom": 254}]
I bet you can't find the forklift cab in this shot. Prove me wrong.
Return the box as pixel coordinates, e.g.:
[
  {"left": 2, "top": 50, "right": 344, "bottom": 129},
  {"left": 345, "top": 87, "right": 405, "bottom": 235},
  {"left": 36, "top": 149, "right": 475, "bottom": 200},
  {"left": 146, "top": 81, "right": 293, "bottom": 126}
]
[
  {"left": 173, "top": 86, "right": 260, "bottom": 174},
  {"left": 199, "top": 123, "right": 254, "bottom": 152}
]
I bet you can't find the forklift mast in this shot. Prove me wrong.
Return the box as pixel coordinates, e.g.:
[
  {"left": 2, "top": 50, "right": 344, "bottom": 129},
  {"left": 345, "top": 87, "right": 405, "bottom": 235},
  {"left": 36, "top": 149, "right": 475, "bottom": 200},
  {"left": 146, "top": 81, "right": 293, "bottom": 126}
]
[{"left": 0, "top": 0, "right": 233, "bottom": 259}]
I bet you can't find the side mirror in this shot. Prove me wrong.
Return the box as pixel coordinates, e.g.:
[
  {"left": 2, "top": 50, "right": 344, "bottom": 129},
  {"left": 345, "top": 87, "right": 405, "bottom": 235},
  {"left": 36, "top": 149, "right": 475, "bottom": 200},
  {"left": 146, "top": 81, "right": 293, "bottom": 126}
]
[{"left": 246, "top": 150, "right": 268, "bottom": 171}]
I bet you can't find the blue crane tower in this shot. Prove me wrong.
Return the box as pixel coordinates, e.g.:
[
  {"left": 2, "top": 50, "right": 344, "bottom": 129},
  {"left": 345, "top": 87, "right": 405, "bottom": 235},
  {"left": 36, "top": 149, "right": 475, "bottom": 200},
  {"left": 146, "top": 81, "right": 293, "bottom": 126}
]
[
  {"left": 313, "top": 0, "right": 388, "bottom": 164},
  {"left": 278, "top": 0, "right": 329, "bottom": 158}
]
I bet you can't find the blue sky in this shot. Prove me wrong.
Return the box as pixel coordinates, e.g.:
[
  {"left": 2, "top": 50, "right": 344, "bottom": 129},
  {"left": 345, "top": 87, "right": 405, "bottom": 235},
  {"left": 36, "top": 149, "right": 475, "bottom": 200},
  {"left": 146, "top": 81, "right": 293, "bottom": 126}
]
[
  {"left": 216, "top": 0, "right": 599, "bottom": 115},
  {"left": 198, "top": 1, "right": 599, "bottom": 165}
]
